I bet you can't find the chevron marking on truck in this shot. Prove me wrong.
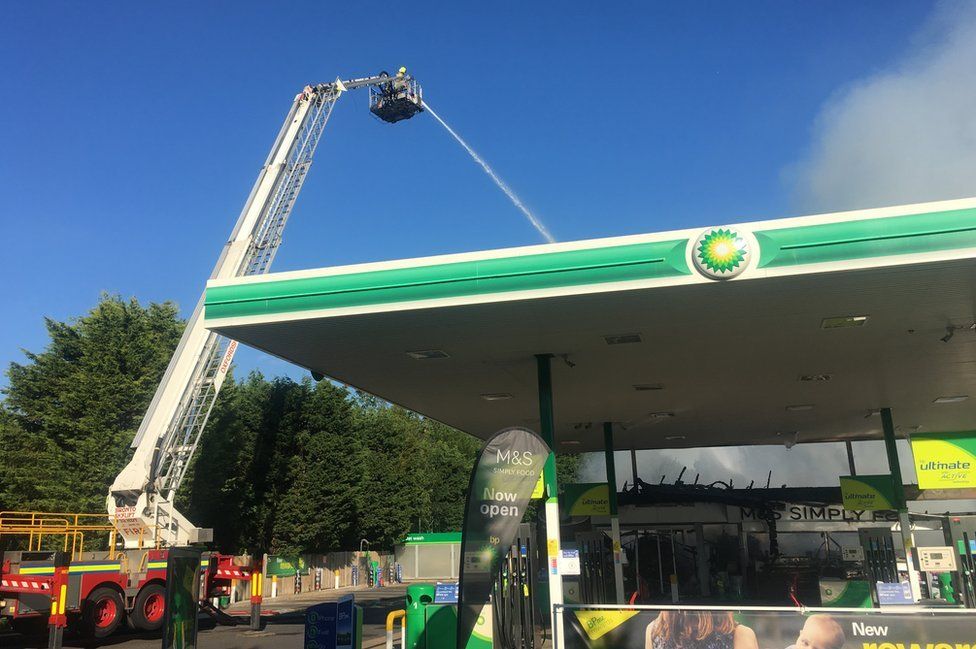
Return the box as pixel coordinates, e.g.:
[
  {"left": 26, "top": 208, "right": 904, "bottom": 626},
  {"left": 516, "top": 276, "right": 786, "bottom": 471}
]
[{"left": 1, "top": 578, "right": 53, "bottom": 592}]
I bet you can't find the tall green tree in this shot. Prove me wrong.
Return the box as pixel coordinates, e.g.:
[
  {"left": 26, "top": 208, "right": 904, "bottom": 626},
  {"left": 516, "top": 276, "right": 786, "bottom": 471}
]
[
  {"left": 353, "top": 400, "right": 432, "bottom": 548},
  {"left": 1, "top": 294, "right": 576, "bottom": 555},
  {"left": 424, "top": 422, "right": 482, "bottom": 531},
  {"left": 1, "top": 296, "right": 182, "bottom": 512},
  {"left": 271, "top": 381, "right": 360, "bottom": 556}
]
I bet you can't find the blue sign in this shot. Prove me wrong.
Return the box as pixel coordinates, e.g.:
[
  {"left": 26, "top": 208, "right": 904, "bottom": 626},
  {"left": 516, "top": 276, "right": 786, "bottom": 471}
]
[
  {"left": 434, "top": 582, "right": 459, "bottom": 604},
  {"left": 305, "top": 602, "right": 337, "bottom": 649},
  {"left": 336, "top": 595, "right": 354, "bottom": 649},
  {"left": 876, "top": 581, "right": 914, "bottom": 606}
]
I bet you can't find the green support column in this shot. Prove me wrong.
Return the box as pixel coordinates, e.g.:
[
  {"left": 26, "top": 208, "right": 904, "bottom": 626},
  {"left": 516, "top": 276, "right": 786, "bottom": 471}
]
[
  {"left": 535, "top": 354, "right": 564, "bottom": 631},
  {"left": 537, "top": 354, "right": 558, "bottom": 495},
  {"left": 881, "top": 408, "right": 907, "bottom": 509},
  {"left": 603, "top": 422, "right": 626, "bottom": 603},
  {"left": 880, "top": 407, "right": 921, "bottom": 601}
]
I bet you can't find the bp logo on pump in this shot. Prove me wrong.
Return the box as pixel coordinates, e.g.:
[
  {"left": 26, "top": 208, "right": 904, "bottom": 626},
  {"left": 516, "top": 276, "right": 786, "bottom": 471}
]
[{"left": 692, "top": 227, "right": 751, "bottom": 279}]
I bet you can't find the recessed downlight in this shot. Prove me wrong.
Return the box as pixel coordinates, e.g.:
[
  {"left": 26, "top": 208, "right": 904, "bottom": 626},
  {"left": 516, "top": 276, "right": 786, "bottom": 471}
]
[
  {"left": 406, "top": 349, "right": 450, "bottom": 360},
  {"left": 480, "top": 393, "right": 513, "bottom": 401},
  {"left": 933, "top": 395, "right": 969, "bottom": 404},
  {"left": 633, "top": 383, "right": 665, "bottom": 392},
  {"left": 604, "top": 333, "right": 642, "bottom": 345},
  {"left": 821, "top": 315, "right": 869, "bottom": 329},
  {"left": 786, "top": 404, "right": 815, "bottom": 412},
  {"left": 799, "top": 374, "right": 832, "bottom": 382}
]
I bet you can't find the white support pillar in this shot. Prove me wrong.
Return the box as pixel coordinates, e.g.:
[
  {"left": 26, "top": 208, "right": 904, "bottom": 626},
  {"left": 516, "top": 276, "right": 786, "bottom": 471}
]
[{"left": 536, "top": 355, "right": 564, "bottom": 635}]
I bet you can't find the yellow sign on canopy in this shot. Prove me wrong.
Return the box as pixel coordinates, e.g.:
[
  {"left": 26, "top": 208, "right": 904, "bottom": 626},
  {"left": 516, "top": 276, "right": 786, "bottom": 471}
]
[{"left": 911, "top": 432, "right": 976, "bottom": 489}]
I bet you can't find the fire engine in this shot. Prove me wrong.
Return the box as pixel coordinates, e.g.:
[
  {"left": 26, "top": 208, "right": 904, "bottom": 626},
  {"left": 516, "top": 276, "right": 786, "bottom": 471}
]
[{"left": 1, "top": 69, "right": 423, "bottom": 638}]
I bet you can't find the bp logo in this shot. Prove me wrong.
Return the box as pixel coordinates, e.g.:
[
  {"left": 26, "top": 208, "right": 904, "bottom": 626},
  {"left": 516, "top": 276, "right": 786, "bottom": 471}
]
[{"left": 693, "top": 227, "right": 751, "bottom": 279}]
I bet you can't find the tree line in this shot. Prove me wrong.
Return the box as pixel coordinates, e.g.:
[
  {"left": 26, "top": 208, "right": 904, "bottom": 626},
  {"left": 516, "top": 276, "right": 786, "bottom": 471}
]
[{"left": 0, "top": 296, "right": 579, "bottom": 556}]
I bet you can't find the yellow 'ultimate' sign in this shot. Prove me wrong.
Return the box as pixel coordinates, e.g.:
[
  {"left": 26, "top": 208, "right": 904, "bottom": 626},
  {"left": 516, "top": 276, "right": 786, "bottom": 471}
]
[
  {"left": 911, "top": 432, "right": 976, "bottom": 489},
  {"left": 839, "top": 475, "right": 896, "bottom": 510}
]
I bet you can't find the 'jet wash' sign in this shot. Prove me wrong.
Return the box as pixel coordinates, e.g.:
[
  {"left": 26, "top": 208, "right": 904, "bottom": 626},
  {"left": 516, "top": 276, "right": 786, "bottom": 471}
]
[{"left": 456, "top": 427, "right": 550, "bottom": 649}]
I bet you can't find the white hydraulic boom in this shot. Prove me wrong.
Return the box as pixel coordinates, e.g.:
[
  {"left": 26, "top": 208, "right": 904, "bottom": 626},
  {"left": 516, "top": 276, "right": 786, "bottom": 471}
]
[{"left": 108, "top": 71, "right": 423, "bottom": 549}]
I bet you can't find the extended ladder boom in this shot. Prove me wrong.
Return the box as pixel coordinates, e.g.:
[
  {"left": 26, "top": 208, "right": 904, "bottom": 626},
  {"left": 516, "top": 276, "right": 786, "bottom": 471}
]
[{"left": 108, "top": 71, "right": 423, "bottom": 548}]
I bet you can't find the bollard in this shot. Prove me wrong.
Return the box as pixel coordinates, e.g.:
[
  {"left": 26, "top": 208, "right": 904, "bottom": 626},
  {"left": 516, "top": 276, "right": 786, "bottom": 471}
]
[
  {"left": 385, "top": 609, "right": 406, "bottom": 649},
  {"left": 404, "top": 584, "right": 435, "bottom": 649},
  {"left": 249, "top": 556, "right": 264, "bottom": 631},
  {"left": 46, "top": 552, "right": 69, "bottom": 649}
]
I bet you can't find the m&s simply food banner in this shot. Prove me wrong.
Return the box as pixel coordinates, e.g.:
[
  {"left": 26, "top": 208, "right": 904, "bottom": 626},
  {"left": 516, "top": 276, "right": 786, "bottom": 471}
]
[
  {"left": 563, "top": 606, "right": 976, "bottom": 649},
  {"left": 911, "top": 432, "right": 976, "bottom": 489},
  {"left": 457, "top": 427, "right": 551, "bottom": 649}
]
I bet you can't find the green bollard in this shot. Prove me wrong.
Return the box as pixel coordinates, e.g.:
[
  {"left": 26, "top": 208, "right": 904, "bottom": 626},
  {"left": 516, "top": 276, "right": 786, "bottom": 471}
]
[{"left": 404, "top": 583, "right": 436, "bottom": 649}]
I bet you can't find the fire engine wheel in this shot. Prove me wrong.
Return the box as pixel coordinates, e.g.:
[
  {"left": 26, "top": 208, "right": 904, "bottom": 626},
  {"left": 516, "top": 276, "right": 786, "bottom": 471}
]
[
  {"left": 131, "top": 583, "right": 166, "bottom": 631},
  {"left": 83, "top": 587, "right": 125, "bottom": 638}
]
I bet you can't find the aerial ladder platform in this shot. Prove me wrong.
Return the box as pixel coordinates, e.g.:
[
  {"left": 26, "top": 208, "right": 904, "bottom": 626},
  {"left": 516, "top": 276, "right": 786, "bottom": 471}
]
[
  {"left": 108, "top": 69, "right": 423, "bottom": 549},
  {"left": 1, "top": 67, "right": 423, "bottom": 640}
]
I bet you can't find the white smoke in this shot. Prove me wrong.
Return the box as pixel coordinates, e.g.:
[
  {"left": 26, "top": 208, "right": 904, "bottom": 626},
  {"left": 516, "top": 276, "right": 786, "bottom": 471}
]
[
  {"left": 579, "top": 4, "right": 976, "bottom": 509},
  {"left": 788, "top": 1, "right": 976, "bottom": 212}
]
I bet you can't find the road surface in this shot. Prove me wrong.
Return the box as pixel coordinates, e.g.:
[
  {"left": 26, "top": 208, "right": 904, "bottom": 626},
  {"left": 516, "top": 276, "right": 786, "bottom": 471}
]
[{"left": 1, "top": 585, "right": 408, "bottom": 649}]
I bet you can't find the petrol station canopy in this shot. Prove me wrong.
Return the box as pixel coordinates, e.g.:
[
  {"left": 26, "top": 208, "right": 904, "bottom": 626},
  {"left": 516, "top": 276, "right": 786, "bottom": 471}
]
[{"left": 204, "top": 198, "right": 976, "bottom": 453}]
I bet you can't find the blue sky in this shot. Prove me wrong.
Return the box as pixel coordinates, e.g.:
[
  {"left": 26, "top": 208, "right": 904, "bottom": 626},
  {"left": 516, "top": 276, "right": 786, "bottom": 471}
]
[
  {"left": 3, "top": 0, "right": 972, "bottom": 386},
  {"left": 7, "top": 1, "right": 976, "bottom": 495}
]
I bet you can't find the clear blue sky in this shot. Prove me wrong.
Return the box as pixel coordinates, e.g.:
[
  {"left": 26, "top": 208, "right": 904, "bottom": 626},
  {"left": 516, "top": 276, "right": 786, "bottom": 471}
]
[{"left": 0, "top": 1, "right": 940, "bottom": 380}]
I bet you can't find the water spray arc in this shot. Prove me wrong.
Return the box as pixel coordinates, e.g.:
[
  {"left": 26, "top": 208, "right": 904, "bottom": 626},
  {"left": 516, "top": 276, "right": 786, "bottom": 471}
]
[{"left": 421, "top": 101, "right": 556, "bottom": 244}]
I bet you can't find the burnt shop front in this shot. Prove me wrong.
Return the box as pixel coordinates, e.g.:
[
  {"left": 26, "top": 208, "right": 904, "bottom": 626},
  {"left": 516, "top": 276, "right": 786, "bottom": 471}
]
[{"left": 560, "top": 498, "right": 967, "bottom": 609}]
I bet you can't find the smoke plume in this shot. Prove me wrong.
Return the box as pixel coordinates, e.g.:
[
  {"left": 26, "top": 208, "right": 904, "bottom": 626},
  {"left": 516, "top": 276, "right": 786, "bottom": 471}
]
[{"left": 788, "top": 1, "right": 976, "bottom": 212}]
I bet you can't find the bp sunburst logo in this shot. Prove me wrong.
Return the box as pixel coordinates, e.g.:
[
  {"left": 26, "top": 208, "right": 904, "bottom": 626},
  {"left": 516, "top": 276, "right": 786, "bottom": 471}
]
[{"left": 693, "top": 227, "right": 751, "bottom": 279}]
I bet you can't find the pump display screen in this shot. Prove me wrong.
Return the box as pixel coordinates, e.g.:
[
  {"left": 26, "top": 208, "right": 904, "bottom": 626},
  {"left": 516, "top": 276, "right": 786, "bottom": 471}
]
[{"left": 918, "top": 546, "right": 958, "bottom": 572}]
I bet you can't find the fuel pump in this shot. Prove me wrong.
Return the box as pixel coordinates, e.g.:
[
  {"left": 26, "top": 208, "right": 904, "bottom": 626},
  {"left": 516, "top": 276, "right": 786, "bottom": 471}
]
[{"left": 944, "top": 515, "right": 976, "bottom": 607}]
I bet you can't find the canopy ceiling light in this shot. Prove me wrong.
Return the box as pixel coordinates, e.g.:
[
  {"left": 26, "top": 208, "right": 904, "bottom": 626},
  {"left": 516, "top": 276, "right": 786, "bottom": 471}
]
[
  {"left": 798, "top": 374, "right": 832, "bottom": 382},
  {"left": 406, "top": 349, "right": 450, "bottom": 360},
  {"left": 604, "top": 333, "right": 642, "bottom": 345},
  {"left": 933, "top": 395, "right": 969, "bottom": 404},
  {"left": 480, "top": 393, "right": 513, "bottom": 401},
  {"left": 621, "top": 411, "right": 675, "bottom": 430},
  {"left": 786, "top": 404, "right": 815, "bottom": 412},
  {"left": 821, "top": 315, "right": 869, "bottom": 329}
]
